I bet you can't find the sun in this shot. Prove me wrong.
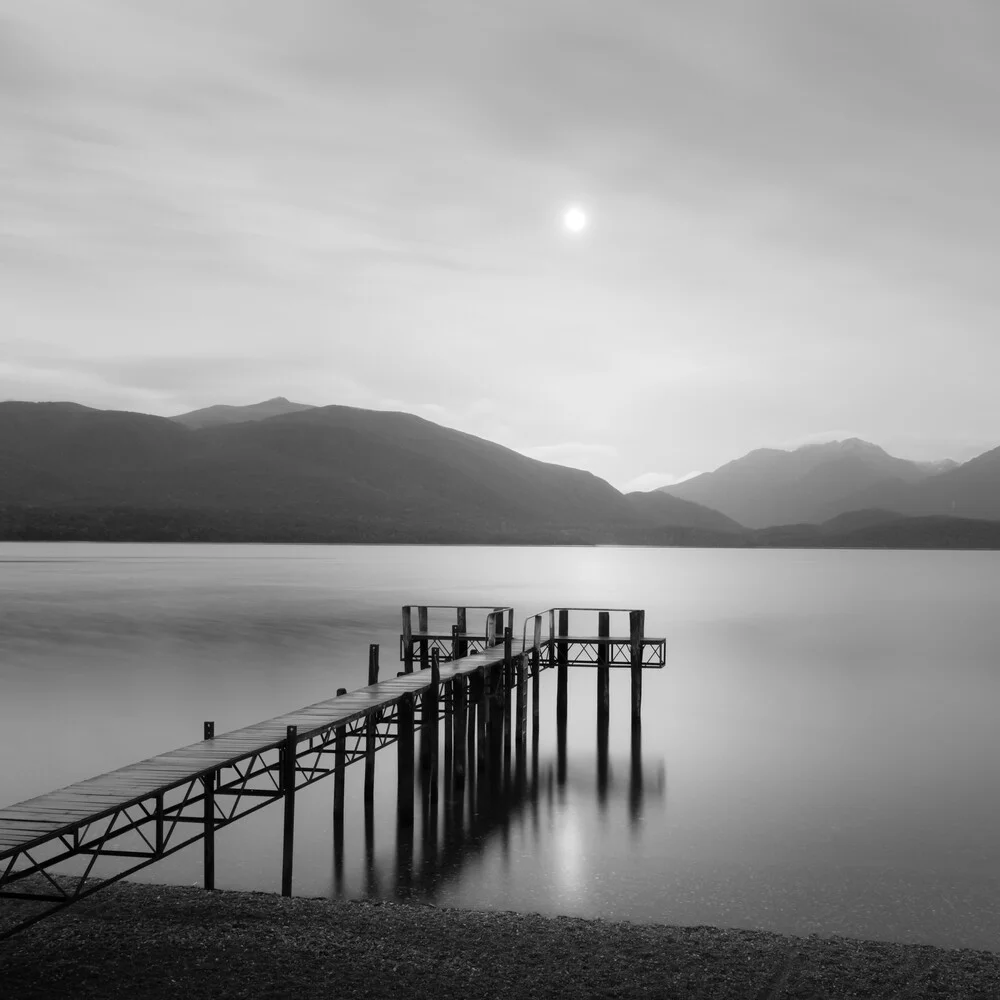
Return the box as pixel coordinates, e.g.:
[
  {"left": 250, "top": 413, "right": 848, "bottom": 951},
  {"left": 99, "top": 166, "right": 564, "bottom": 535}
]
[{"left": 562, "top": 204, "right": 588, "bottom": 234}]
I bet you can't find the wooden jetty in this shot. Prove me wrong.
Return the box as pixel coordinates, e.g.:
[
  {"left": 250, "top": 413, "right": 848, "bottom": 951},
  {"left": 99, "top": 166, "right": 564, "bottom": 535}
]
[{"left": 0, "top": 606, "right": 665, "bottom": 940}]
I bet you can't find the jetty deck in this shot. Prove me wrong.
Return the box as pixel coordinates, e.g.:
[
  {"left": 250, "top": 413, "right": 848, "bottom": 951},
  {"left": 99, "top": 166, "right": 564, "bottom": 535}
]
[{"left": 0, "top": 605, "right": 665, "bottom": 940}]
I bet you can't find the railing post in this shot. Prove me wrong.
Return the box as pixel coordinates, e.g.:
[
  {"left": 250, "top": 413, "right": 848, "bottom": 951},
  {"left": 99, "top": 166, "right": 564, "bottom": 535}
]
[
  {"left": 397, "top": 694, "right": 415, "bottom": 827},
  {"left": 630, "top": 609, "right": 645, "bottom": 724},
  {"left": 451, "top": 623, "right": 460, "bottom": 661},
  {"left": 402, "top": 606, "right": 414, "bottom": 674},
  {"left": 365, "top": 644, "right": 378, "bottom": 803},
  {"left": 418, "top": 606, "right": 429, "bottom": 670},
  {"left": 456, "top": 608, "right": 468, "bottom": 658},
  {"left": 281, "top": 724, "right": 297, "bottom": 897},
  {"left": 597, "top": 611, "right": 610, "bottom": 721},
  {"left": 202, "top": 720, "right": 215, "bottom": 891}
]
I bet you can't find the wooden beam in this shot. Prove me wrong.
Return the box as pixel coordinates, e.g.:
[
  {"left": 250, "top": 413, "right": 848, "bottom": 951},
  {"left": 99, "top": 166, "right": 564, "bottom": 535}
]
[
  {"left": 453, "top": 675, "right": 468, "bottom": 791},
  {"left": 281, "top": 724, "right": 297, "bottom": 897},
  {"left": 557, "top": 609, "right": 569, "bottom": 732},
  {"left": 630, "top": 609, "right": 645, "bottom": 724},
  {"left": 365, "top": 646, "right": 378, "bottom": 803},
  {"left": 397, "top": 695, "right": 415, "bottom": 827},
  {"left": 202, "top": 721, "right": 215, "bottom": 891},
  {"left": 597, "top": 611, "right": 610, "bottom": 722},
  {"left": 334, "top": 688, "right": 347, "bottom": 825},
  {"left": 401, "top": 606, "right": 414, "bottom": 674}
]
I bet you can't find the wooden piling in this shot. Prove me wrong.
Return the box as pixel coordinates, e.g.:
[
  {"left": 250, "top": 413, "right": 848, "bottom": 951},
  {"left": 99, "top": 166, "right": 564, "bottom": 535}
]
[
  {"left": 597, "top": 611, "right": 610, "bottom": 721},
  {"left": 476, "top": 670, "right": 489, "bottom": 773},
  {"left": 397, "top": 695, "right": 415, "bottom": 826},
  {"left": 281, "top": 724, "right": 297, "bottom": 897},
  {"left": 202, "top": 720, "right": 215, "bottom": 891},
  {"left": 502, "top": 629, "right": 512, "bottom": 780},
  {"left": 365, "top": 645, "right": 379, "bottom": 803},
  {"left": 429, "top": 650, "right": 441, "bottom": 799},
  {"left": 556, "top": 609, "right": 569, "bottom": 731},
  {"left": 334, "top": 688, "right": 347, "bottom": 825},
  {"left": 630, "top": 609, "right": 645, "bottom": 724},
  {"left": 402, "top": 606, "right": 414, "bottom": 674},
  {"left": 453, "top": 674, "right": 468, "bottom": 789},
  {"left": 532, "top": 616, "right": 541, "bottom": 745}
]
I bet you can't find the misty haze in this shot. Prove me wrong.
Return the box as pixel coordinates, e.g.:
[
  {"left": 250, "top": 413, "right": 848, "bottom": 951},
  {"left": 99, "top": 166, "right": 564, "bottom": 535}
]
[{"left": 3, "top": 2, "right": 1000, "bottom": 998}]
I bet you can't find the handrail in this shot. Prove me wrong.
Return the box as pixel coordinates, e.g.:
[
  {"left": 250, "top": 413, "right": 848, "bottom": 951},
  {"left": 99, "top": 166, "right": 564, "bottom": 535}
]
[{"left": 520, "top": 607, "right": 647, "bottom": 653}]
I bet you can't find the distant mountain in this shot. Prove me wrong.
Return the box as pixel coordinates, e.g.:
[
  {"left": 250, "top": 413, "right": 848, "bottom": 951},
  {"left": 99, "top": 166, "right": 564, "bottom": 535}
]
[
  {"left": 0, "top": 401, "right": 735, "bottom": 544},
  {"left": 624, "top": 490, "right": 745, "bottom": 533},
  {"left": 659, "top": 438, "right": 944, "bottom": 528},
  {"left": 844, "top": 445, "right": 1000, "bottom": 521},
  {"left": 171, "top": 396, "right": 315, "bottom": 429}
]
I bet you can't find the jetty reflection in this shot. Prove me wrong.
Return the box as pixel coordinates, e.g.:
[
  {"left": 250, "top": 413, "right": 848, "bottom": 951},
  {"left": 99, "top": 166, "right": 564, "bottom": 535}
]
[{"left": 341, "top": 715, "right": 666, "bottom": 902}]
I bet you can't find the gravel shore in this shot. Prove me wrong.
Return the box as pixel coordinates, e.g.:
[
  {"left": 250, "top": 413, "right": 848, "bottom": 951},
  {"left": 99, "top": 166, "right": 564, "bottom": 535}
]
[{"left": 2, "top": 881, "right": 998, "bottom": 999}]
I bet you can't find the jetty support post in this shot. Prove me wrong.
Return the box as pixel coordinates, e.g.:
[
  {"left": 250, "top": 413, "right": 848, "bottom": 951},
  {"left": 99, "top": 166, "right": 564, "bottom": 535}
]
[
  {"left": 397, "top": 694, "right": 415, "bottom": 827},
  {"left": 597, "top": 611, "right": 610, "bottom": 722},
  {"left": 489, "top": 662, "right": 504, "bottom": 787},
  {"left": 365, "top": 644, "right": 379, "bottom": 803},
  {"left": 444, "top": 637, "right": 455, "bottom": 785},
  {"left": 502, "top": 628, "right": 513, "bottom": 781},
  {"left": 476, "top": 669, "right": 489, "bottom": 775},
  {"left": 334, "top": 688, "right": 347, "bottom": 825},
  {"left": 531, "top": 616, "right": 542, "bottom": 745},
  {"left": 402, "top": 606, "right": 414, "bottom": 674},
  {"left": 453, "top": 674, "right": 468, "bottom": 791},
  {"left": 556, "top": 609, "right": 569, "bottom": 731},
  {"left": 418, "top": 606, "right": 429, "bottom": 671},
  {"left": 630, "top": 609, "right": 645, "bottom": 725},
  {"left": 429, "top": 649, "right": 441, "bottom": 801},
  {"left": 202, "top": 720, "right": 215, "bottom": 891},
  {"left": 281, "top": 724, "right": 298, "bottom": 897}
]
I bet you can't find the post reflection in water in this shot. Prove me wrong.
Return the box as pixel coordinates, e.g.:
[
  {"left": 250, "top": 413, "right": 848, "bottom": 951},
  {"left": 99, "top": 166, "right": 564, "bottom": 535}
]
[{"left": 344, "top": 678, "right": 665, "bottom": 908}]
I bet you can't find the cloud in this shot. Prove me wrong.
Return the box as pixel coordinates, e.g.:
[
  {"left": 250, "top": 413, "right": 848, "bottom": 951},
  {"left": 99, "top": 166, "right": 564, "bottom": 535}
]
[{"left": 619, "top": 471, "right": 703, "bottom": 493}]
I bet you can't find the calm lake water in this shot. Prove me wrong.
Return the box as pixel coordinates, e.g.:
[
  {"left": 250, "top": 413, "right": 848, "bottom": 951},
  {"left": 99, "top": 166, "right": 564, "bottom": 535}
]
[{"left": 2, "top": 542, "right": 999, "bottom": 951}]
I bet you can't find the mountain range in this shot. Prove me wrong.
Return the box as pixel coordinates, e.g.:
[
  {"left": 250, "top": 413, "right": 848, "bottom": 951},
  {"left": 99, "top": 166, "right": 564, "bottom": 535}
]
[
  {"left": 1, "top": 398, "right": 998, "bottom": 548},
  {"left": 660, "top": 437, "right": 1000, "bottom": 527}
]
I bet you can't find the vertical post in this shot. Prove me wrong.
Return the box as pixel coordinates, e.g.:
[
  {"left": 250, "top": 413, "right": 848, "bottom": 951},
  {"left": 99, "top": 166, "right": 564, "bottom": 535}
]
[
  {"left": 334, "top": 688, "right": 347, "bottom": 825},
  {"left": 281, "top": 724, "right": 297, "bottom": 897},
  {"left": 630, "top": 609, "right": 645, "bottom": 725},
  {"left": 429, "top": 649, "right": 441, "bottom": 799},
  {"left": 476, "top": 670, "right": 489, "bottom": 773},
  {"left": 365, "top": 645, "right": 379, "bottom": 803},
  {"left": 397, "top": 694, "right": 415, "bottom": 827},
  {"left": 402, "top": 606, "right": 414, "bottom": 674},
  {"left": 502, "top": 628, "right": 512, "bottom": 781},
  {"left": 532, "top": 616, "right": 541, "bottom": 745},
  {"left": 556, "top": 609, "right": 569, "bottom": 732},
  {"left": 444, "top": 677, "right": 454, "bottom": 790},
  {"left": 454, "top": 674, "right": 468, "bottom": 790},
  {"left": 418, "top": 606, "right": 429, "bottom": 671},
  {"left": 451, "top": 623, "right": 460, "bottom": 661},
  {"left": 202, "top": 720, "right": 215, "bottom": 891},
  {"left": 597, "top": 611, "right": 610, "bottom": 721},
  {"left": 489, "top": 663, "right": 504, "bottom": 786},
  {"left": 515, "top": 652, "right": 526, "bottom": 747},
  {"left": 456, "top": 608, "right": 468, "bottom": 658}
]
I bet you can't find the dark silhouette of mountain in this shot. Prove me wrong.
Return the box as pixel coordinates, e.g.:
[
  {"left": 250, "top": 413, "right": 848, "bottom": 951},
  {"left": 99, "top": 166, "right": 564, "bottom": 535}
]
[
  {"left": 752, "top": 512, "right": 1000, "bottom": 549},
  {"left": 171, "top": 396, "right": 315, "bottom": 429},
  {"left": 659, "top": 438, "right": 941, "bottom": 528},
  {"left": 0, "top": 401, "right": 735, "bottom": 544}
]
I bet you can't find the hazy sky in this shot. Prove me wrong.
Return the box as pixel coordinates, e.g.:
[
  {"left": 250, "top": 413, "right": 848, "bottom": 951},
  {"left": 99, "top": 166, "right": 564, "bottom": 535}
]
[{"left": 2, "top": 1, "right": 999, "bottom": 490}]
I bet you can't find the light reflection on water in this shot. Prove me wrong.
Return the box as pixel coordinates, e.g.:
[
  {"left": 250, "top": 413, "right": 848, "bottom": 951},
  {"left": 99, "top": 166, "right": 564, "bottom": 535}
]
[{"left": 2, "top": 542, "right": 1000, "bottom": 951}]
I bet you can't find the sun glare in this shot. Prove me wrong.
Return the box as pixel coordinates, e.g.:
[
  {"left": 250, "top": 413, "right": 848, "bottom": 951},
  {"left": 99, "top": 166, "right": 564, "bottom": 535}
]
[{"left": 563, "top": 204, "right": 588, "bottom": 234}]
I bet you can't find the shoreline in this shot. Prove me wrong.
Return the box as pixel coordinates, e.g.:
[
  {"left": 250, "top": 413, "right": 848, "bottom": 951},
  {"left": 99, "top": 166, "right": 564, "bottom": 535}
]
[{"left": 2, "top": 881, "right": 998, "bottom": 998}]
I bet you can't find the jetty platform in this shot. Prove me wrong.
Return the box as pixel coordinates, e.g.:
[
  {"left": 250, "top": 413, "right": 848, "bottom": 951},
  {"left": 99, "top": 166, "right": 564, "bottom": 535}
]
[{"left": 0, "top": 605, "right": 665, "bottom": 940}]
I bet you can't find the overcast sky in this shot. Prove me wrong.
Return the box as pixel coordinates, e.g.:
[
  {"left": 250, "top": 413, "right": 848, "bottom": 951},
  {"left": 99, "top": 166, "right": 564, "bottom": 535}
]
[{"left": 2, "top": 1, "right": 998, "bottom": 490}]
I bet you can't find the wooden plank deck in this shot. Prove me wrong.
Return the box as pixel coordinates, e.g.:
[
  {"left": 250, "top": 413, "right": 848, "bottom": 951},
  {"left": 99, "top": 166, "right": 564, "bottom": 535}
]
[{"left": 0, "top": 641, "right": 516, "bottom": 859}]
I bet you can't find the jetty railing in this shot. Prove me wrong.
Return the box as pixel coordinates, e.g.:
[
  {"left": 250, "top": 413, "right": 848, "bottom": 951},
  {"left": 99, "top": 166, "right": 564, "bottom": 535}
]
[{"left": 0, "top": 603, "right": 665, "bottom": 942}]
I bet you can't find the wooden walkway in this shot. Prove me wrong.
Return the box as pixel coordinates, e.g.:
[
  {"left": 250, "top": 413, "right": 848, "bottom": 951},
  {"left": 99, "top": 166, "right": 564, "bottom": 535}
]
[
  {"left": 0, "top": 641, "right": 515, "bottom": 856},
  {"left": 0, "top": 605, "right": 665, "bottom": 941}
]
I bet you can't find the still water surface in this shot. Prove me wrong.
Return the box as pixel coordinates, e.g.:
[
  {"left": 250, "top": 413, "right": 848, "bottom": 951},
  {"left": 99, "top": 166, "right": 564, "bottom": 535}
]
[{"left": 1, "top": 543, "right": 999, "bottom": 950}]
